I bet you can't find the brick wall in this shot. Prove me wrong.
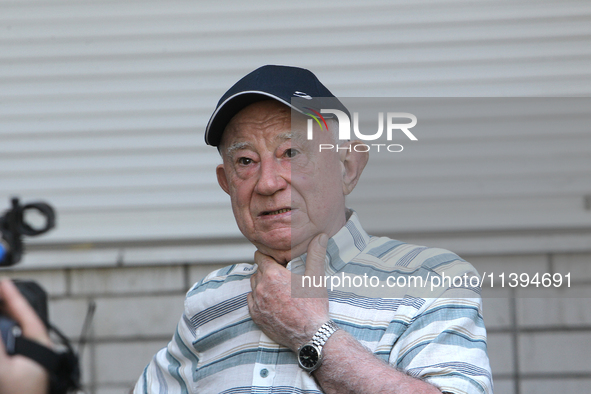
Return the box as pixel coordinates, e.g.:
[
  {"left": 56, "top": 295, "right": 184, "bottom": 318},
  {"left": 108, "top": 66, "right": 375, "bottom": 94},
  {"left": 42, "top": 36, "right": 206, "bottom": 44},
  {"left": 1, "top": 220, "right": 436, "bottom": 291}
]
[
  {"left": 474, "top": 252, "right": 591, "bottom": 394},
  {"left": 4, "top": 251, "right": 591, "bottom": 394}
]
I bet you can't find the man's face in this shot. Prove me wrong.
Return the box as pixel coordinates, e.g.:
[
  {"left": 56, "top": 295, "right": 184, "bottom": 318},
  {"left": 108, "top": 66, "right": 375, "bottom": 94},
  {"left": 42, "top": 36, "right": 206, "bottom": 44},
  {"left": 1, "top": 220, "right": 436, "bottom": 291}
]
[{"left": 216, "top": 100, "right": 347, "bottom": 264}]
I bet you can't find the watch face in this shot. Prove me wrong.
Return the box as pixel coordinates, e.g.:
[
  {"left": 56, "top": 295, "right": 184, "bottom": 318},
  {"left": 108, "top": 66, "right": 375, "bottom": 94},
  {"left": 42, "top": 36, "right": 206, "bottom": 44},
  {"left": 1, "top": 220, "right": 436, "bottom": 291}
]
[{"left": 298, "top": 344, "right": 319, "bottom": 370}]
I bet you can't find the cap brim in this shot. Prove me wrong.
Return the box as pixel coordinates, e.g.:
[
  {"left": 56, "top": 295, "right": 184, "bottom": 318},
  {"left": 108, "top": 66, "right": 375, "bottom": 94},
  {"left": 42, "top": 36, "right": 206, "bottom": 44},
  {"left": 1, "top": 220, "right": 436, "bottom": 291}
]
[{"left": 205, "top": 91, "right": 305, "bottom": 147}]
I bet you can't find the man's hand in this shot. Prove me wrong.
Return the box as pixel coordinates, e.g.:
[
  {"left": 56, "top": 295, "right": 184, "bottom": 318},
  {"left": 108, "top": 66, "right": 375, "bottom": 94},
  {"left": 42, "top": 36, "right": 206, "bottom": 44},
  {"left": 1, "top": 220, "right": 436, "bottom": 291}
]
[
  {"left": 248, "top": 233, "right": 330, "bottom": 352},
  {"left": 0, "top": 278, "right": 51, "bottom": 394},
  {"left": 247, "top": 239, "right": 444, "bottom": 394}
]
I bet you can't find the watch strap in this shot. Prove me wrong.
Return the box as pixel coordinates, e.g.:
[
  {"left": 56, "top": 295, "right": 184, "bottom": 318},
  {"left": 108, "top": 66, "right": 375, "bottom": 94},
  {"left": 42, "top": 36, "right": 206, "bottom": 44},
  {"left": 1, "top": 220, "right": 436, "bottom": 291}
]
[
  {"left": 13, "top": 336, "right": 60, "bottom": 371},
  {"left": 310, "top": 319, "right": 339, "bottom": 349}
]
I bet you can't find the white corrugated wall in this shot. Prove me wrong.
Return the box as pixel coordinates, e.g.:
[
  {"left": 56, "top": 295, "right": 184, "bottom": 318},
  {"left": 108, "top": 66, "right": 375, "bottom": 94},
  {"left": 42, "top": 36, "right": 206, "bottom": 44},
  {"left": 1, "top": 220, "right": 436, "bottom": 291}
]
[{"left": 1, "top": 0, "right": 590, "bottom": 267}]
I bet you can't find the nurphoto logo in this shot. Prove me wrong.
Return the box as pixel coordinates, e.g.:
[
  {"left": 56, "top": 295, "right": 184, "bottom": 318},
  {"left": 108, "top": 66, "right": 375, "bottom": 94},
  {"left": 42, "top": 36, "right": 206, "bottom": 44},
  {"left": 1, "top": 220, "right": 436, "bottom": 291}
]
[{"left": 306, "top": 109, "right": 418, "bottom": 153}]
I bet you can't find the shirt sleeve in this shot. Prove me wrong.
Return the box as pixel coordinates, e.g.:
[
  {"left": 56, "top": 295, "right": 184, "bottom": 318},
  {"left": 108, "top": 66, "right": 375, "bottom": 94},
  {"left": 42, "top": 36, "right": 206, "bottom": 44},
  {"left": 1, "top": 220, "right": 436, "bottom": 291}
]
[
  {"left": 390, "top": 288, "right": 493, "bottom": 394},
  {"left": 134, "top": 311, "right": 199, "bottom": 394}
]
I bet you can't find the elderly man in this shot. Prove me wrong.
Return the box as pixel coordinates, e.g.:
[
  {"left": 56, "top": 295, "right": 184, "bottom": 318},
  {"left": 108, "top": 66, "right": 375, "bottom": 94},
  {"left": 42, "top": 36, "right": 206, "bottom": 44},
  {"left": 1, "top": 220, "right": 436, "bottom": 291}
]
[{"left": 135, "top": 65, "right": 492, "bottom": 394}]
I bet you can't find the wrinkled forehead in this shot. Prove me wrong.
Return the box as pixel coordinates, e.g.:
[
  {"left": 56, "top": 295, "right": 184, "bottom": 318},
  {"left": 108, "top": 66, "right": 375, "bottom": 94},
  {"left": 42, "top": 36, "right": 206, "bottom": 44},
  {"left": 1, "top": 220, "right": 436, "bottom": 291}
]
[{"left": 219, "top": 101, "right": 309, "bottom": 153}]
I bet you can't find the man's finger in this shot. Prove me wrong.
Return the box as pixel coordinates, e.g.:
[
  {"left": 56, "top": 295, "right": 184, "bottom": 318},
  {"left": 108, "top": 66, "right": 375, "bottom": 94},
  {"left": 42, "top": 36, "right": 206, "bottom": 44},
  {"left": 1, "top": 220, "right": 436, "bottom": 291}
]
[
  {"left": 304, "top": 233, "right": 328, "bottom": 278},
  {"left": 254, "top": 251, "right": 281, "bottom": 273},
  {"left": 250, "top": 271, "right": 257, "bottom": 290},
  {"left": 246, "top": 292, "right": 254, "bottom": 310}
]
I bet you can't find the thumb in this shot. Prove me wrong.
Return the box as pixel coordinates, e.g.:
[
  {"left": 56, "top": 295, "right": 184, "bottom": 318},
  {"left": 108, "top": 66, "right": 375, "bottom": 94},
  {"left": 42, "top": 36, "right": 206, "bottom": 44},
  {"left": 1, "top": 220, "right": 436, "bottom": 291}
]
[{"left": 304, "top": 233, "right": 328, "bottom": 279}]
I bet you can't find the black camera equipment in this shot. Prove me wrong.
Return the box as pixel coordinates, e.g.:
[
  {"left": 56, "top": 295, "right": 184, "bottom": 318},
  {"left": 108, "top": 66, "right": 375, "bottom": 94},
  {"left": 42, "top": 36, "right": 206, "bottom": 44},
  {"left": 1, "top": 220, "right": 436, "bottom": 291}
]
[
  {"left": 0, "top": 198, "right": 81, "bottom": 394},
  {"left": 0, "top": 197, "right": 56, "bottom": 267}
]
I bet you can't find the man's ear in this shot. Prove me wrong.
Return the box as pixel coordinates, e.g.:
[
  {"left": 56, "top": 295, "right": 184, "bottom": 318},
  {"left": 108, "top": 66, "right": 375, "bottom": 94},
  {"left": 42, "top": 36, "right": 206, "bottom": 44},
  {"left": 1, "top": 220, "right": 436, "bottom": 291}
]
[
  {"left": 340, "top": 140, "right": 369, "bottom": 195},
  {"left": 216, "top": 164, "right": 231, "bottom": 195}
]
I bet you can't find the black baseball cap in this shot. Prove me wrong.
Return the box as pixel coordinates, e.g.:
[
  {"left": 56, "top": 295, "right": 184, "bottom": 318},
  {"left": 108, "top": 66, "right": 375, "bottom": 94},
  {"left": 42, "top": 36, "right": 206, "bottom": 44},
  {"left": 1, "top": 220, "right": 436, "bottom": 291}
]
[{"left": 204, "top": 65, "right": 350, "bottom": 146}]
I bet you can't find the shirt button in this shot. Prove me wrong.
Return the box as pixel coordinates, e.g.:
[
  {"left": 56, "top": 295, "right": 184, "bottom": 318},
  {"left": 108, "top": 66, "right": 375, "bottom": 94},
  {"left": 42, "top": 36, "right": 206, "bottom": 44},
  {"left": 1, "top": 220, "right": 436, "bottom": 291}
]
[{"left": 260, "top": 368, "right": 269, "bottom": 378}]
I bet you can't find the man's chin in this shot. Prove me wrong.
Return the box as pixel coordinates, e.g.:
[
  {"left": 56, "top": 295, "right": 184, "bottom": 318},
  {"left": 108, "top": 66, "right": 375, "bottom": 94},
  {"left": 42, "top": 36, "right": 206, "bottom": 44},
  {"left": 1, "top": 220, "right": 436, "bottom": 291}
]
[{"left": 252, "top": 237, "right": 291, "bottom": 262}]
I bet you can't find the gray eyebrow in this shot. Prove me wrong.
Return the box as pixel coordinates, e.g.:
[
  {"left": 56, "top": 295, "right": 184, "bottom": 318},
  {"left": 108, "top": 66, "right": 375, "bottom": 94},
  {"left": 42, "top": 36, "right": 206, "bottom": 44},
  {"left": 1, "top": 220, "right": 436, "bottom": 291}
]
[
  {"left": 280, "top": 131, "right": 309, "bottom": 145},
  {"left": 224, "top": 131, "right": 305, "bottom": 158},
  {"left": 276, "top": 132, "right": 293, "bottom": 142},
  {"left": 226, "top": 141, "right": 252, "bottom": 157},
  {"left": 226, "top": 132, "right": 296, "bottom": 156}
]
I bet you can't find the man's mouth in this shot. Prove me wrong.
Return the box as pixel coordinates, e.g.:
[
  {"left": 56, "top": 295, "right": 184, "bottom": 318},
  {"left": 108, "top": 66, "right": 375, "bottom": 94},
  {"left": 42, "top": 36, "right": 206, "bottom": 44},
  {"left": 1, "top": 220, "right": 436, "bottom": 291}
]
[{"left": 261, "top": 208, "right": 291, "bottom": 216}]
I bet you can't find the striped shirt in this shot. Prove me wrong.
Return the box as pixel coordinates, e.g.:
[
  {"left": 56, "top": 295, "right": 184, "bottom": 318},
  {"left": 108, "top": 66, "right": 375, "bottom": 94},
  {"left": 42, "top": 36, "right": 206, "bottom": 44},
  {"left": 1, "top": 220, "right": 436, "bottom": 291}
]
[{"left": 135, "top": 212, "right": 492, "bottom": 394}]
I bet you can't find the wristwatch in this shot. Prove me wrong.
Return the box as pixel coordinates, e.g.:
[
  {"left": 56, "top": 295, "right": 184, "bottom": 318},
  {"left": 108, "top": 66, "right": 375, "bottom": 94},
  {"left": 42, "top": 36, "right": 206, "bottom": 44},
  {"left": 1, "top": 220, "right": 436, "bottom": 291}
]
[{"left": 297, "top": 320, "right": 340, "bottom": 373}]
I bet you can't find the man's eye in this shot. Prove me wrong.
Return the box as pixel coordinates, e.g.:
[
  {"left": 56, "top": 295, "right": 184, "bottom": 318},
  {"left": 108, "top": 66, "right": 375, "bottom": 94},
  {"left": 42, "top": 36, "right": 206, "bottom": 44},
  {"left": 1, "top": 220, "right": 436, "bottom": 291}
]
[
  {"left": 238, "top": 157, "right": 253, "bottom": 165},
  {"left": 285, "top": 149, "right": 298, "bottom": 158}
]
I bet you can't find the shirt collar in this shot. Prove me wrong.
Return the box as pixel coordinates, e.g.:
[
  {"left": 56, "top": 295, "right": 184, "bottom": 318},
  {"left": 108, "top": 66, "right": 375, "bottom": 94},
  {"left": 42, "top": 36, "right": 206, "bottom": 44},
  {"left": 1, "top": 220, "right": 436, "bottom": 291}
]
[{"left": 287, "top": 210, "right": 370, "bottom": 275}]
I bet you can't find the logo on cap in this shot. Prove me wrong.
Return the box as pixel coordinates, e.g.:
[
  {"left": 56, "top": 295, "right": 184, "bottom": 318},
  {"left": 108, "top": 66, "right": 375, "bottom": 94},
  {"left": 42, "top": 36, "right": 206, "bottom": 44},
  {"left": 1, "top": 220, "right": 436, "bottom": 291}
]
[{"left": 293, "top": 91, "right": 313, "bottom": 100}]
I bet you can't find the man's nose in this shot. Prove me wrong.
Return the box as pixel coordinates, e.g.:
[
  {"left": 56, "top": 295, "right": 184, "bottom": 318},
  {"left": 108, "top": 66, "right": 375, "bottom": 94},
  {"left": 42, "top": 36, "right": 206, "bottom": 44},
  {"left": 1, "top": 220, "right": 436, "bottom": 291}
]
[{"left": 254, "top": 158, "right": 289, "bottom": 195}]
